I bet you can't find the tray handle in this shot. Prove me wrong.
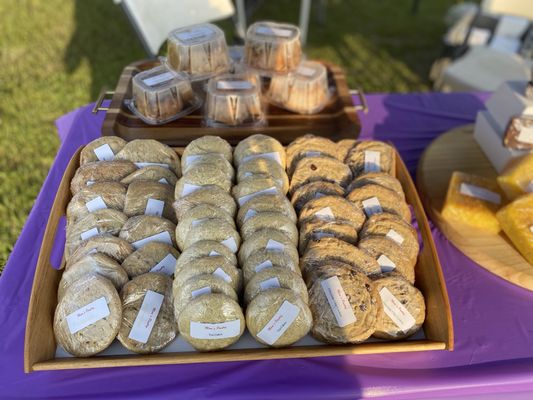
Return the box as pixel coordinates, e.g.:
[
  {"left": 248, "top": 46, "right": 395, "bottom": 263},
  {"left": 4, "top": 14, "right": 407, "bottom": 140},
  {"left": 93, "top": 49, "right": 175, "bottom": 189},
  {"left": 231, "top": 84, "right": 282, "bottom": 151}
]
[
  {"left": 349, "top": 88, "right": 369, "bottom": 114},
  {"left": 92, "top": 88, "right": 115, "bottom": 114}
]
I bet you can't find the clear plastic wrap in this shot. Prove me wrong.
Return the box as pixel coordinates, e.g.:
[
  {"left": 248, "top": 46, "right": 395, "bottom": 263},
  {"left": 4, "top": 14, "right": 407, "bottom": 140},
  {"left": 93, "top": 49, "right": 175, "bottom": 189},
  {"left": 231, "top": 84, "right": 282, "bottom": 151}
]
[
  {"left": 236, "top": 193, "right": 296, "bottom": 228},
  {"left": 183, "top": 218, "right": 240, "bottom": 253},
  {"left": 497, "top": 193, "right": 533, "bottom": 265},
  {"left": 119, "top": 215, "right": 177, "bottom": 248},
  {"left": 172, "top": 185, "right": 237, "bottom": 220},
  {"left": 289, "top": 156, "right": 352, "bottom": 195},
  {"left": 175, "top": 158, "right": 234, "bottom": 196},
  {"left": 70, "top": 161, "right": 136, "bottom": 195},
  {"left": 181, "top": 136, "right": 233, "bottom": 172},
  {"left": 120, "top": 166, "right": 178, "bottom": 186},
  {"left": 80, "top": 137, "right": 127, "bottom": 164},
  {"left": 240, "top": 212, "right": 298, "bottom": 245},
  {"left": 497, "top": 154, "right": 533, "bottom": 200},
  {"left": 346, "top": 172, "right": 405, "bottom": 201},
  {"left": 238, "top": 228, "right": 296, "bottom": 265},
  {"left": 121, "top": 241, "right": 180, "bottom": 278},
  {"left": 290, "top": 181, "right": 345, "bottom": 214},
  {"left": 298, "top": 195, "right": 365, "bottom": 231},
  {"left": 346, "top": 184, "right": 411, "bottom": 222},
  {"left": 298, "top": 219, "right": 358, "bottom": 255},
  {"left": 336, "top": 139, "right": 357, "bottom": 163},
  {"left": 233, "top": 134, "right": 286, "bottom": 169},
  {"left": 286, "top": 134, "right": 339, "bottom": 176},
  {"left": 68, "top": 235, "right": 134, "bottom": 266},
  {"left": 242, "top": 247, "right": 301, "bottom": 284},
  {"left": 123, "top": 180, "right": 176, "bottom": 223},
  {"left": 176, "top": 240, "right": 238, "bottom": 273},
  {"left": 345, "top": 140, "right": 395, "bottom": 177},
  {"left": 244, "top": 266, "right": 308, "bottom": 305},
  {"left": 237, "top": 157, "right": 288, "bottom": 193},
  {"left": 115, "top": 139, "right": 181, "bottom": 176},
  {"left": 232, "top": 177, "right": 283, "bottom": 204}
]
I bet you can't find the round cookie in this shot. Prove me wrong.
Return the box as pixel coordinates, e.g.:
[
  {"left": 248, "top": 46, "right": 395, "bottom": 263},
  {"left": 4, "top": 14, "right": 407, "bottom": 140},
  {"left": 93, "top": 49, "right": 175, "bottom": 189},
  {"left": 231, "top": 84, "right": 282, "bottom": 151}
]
[
  {"left": 80, "top": 137, "right": 127, "bottom": 165},
  {"left": 303, "top": 259, "right": 354, "bottom": 288},
  {"left": 238, "top": 228, "right": 295, "bottom": 265},
  {"left": 176, "top": 240, "right": 238, "bottom": 273},
  {"left": 66, "top": 182, "right": 126, "bottom": 225},
  {"left": 121, "top": 165, "right": 178, "bottom": 186},
  {"left": 181, "top": 136, "right": 233, "bottom": 171},
  {"left": 308, "top": 265, "right": 379, "bottom": 343},
  {"left": 175, "top": 162, "right": 233, "bottom": 195},
  {"left": 241, "top": 212, "right": 298, "bottom": 246},
  {"left": 54, "top": 275, "right": 122, "bottom": 357},
  {"left": 298, "top": 195, "right": 365, "bottom": 231},
  {"left": 70, "top": 160, "right": 137, "bottom": 194},
  {"left": 117, "top": 273, "right": 176, "bottom": 354},
  {"left": 346, "top": 184, "right": 411, "bottom": 222},
  {"left": 345, "top": 140, "right": 394, "bottom": 177},
  {"left": 236, "top": 194, "right": 296, "bottom": 228},
  {"left": 290, "top": 181, "right": 345, "bottom": 214},
  {"left": 289, "top": 156, "right": 352, "bottom": 195},
  {"left": 121, "top": 242, "right": 180, "bottom": 278},
  {"left": 336, "top": 139, "right": 357, "bottom": 162},
  {"left": 68, "top": 235, "right": 134, "bottom": 266},
  {"left": 234, "top": 134, "right": 286, "bottom": 169},
  {"left": 237, "top": 157, "right": 289, "bottom": 194},
  {"left": 183, "top": 218, "right": 240, "bottom": 253},
  {"left": 119, "top": 215, "right": 177, "bottom": 248},
  {"left": 244, "top": 267, "right": 308, "bottom": 305},
  {"left": 182, "top": 153, "right": 234, "bottom": 178},
  {"left": 242, "top": 248, "right": 301, "bottom": 284},
  {"left": 246, "top": 288, "right": 312, "bottom": 347},
  {"left": 232, "top": 177, "right": 284, "bottom": 203},
  {"left": 173, "top": 185, "right": 237, "bottom": 219},
  {"left": 178, "top": 294, "right": 245, "bottom": 351},
  {"left": 123, "top": 180, "right": 176, "bottom": 223},
  {"left": 115, "top": 139, "right": 181, "bottom": 176},
  {"left": 372, "top": 275, "right": 426, "bottom": 340},
  {"left": 286, "top": 135, "right": 339, "bottom": 176},
  {"left": 299, "top": 220, "right": 358, "bottom": 255},
  {"left": 346, "top": 172, "right": 404, "bottom": 200}
]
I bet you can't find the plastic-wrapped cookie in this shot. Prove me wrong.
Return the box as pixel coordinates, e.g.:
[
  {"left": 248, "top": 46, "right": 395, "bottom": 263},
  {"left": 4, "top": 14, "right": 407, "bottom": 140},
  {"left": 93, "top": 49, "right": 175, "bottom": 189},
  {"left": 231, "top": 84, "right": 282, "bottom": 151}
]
[
  {"left": 299, "top": 220, "right": 358, "bottom": 255},
  {"left": 237, "top": 157, "right": 289, "bottom": 194},
  {"left": 182, "top": 154, "right": 234, "bottom": 181},
  {"left": 121, "top": 165, "right": 179, "bottom": 186},
  {"left": 242, "top": 247, "right": 301, "bottom": 284},
  {"left": 173, "top": 185, "right": 237, "bottom": 220},
  {"left": 303, "top": 260, "right": 354, "bottom": 288},
  {"left": 119, "top": 215, "right": 177, "bottom": 249},
  {"left": 360, "top": 213, "right": 419, "bottom": 264},
  {"left": 173, "top": 273, "right": 238, "bottom": 320},
  {"left": 58, "top": 253, "right": 128, "bottom": 300},
  {"left": 241, "top": 212, "right": 298, "bottom": 246},
  {"left": 117, "top": 273, "right": 176, "bottom": 354},
  {"left": 346, "top": 184, "right": 411, "bottom": 222},
  {"left": 178, "top": 293, "right": 245, "bottom": 351},
  {"left": 290, "top": 181, "right": 345, "bottom": 214},
  {"left": 238, "top": 228, "right": 295, "bottom": 265},
  {"left": 80, "top": 137, "right": 127, "bottom": 164},
  {"left": 70, "top": 161, "right": 136, "bottom": 195},
  {"left": 236, "top": 194, "right": 296, "bottom": 228},
  {"left": 181, "top": 136, "right": 233, "bottom": 171},
  {"left": 68, "top": 235, "right": 134, "bottom": 266},
  {"left": 183, "top": 218, "right": 240, "bottom": 253},
  {"left": 358, "top": 236, "right": 415, "bottom": 283},
  {"left": 372, "top": 275, "right": 425, "bottom": 340},
  {"left": 115, "top": 139, "right": 181, "bottom": 176},
  {"left": 346, "top": 172, "right": 404, "bottom": 201},
  {"left": 246, "top": 288, "right": 311, "bottom": 347},
  {"left": 65, "top": 209, "right": 128, "bottom": 260},
  {"left": 176, "top": 240, "right": 238, "bottom": 273},
  {"left": 345, "top": 140, "right": 395, "bottom": 177},
  {"left": 233, "top": 177, "right": 284, "bottom": 204},
  {"left": 54, "top": 274, "right": 121, "bottom": 357},
  {"left": 122, "top": 242, "right": 180, "bottom": 278},
  {"left": 308, "top": 264, "right": 379, "bottom": 343},
  {"left": 244, "top": 267, "right": 308, "bottom": 305},
  {"left": 336, "top": 139, "right": 357, "bottom": 162},
  {"left": 175, "top": 161, "right": 233, "bottom": 195},
  {"left": 301, "top": 237, "right": 381, "bottom": 278},
  {"left": 298, "top": 195, "right": 365, "bottom": 231},
  {"left": 123, "top": 181, "right": 175, "bottom": 223},
  {"left": 289, "top": 156, "right": 352, "bottom": 195},
  {"left": 286, "top": 135, "right": 339, "bottom": 176},
  {"left": 233, "top": 134, "right": 286, "bottom": 169}
]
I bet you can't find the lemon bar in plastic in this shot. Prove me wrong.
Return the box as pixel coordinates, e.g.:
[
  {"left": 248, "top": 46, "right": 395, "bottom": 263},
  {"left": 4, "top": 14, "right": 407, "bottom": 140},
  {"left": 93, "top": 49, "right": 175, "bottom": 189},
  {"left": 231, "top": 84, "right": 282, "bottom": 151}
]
[
  {"left": 497, "top": 153, "right": 533, "bottom": 201},
  {"left": 497, "top": 193, "right": 533, "bottom": 265}
]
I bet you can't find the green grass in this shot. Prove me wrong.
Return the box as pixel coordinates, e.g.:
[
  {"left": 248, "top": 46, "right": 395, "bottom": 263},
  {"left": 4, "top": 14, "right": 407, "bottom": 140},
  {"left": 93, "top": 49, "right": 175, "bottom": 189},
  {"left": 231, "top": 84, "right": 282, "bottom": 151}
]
[{"left": 0, "top": 0, "right": 455, "bottom": 271}]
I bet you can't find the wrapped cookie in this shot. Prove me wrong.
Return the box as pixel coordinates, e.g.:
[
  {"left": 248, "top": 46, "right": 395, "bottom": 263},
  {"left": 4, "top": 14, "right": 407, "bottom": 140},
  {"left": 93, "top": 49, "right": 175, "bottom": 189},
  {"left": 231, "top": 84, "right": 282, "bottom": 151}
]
[
  {"left": 289, "top": 156, "right": 352, "bottom": 194},
  {"left": 123, "top": 181, "right": 176, "bottom": 223},
  {"left": 182, "top": 218, "right": 240, "bottom": 253},
  {"left": 115, "top": 139, "right": 181, "bottom": 176},
  {"left": 286, "top": 135, "right": 339, "bottom": 176},
  {"left": 346, "top": 172, "right": 405, "bottom": 201},
  {"left": 237, "top": 157, "right": 288, "bottom": 194},
  {"left": 176, "top": 240, "right": 238, "bottom": 273},
  {"left": 336, "top": 139, "right": 357, "bottom": 162},
  {"left": 175, "top": 161, "right": 233, "bottom": 196},
  {"left": 70, "top": 161, "right": 136, "bottom": 195},
  {"left": 240, "top": 212, "right": 298, "bottom": 246},
  {"left": 181, "top": 136, "right": 233, "bottom": 171},
  {"left": 80, "top": 137, "right": 126, "bottom": 164},
  {"left": 122, "top": 242, "right": 180, "bottom": 278},
  {"left": 299, "top": 219, "right": 358, "bottom": 255},
  {"left": 173, "top": 185, "right": 237, "bottom": 220},
  {"left": 121, "top": 166, "right": 178, "bottom": 186},
  {"left": 346, "top": 184, "right": 411, "bottom": 222},
  {"left": 290, "top": 181, "right": 345, "bottom": 214},
  {"left": 242, "top": 247, "right": 301, "bottom": 284},
  {"left": 68, "top": 235, "right": 134, "bottom": 266},
  {"left": 244, "top": 267, "right": 308, "bottom": 305},
  {"left": 119, "top": 215, "right": 177, "bottom": 249},
  {"left": 345, "top": 140, "right": 395, "bottom": 177},
  {"left": 298, "top": 195, "right": 365, "bottom": 231},
  {"left": 66, "top": 182, "right": 126, "bottom": 225},
  {"left": 233, "top": 134, "right": 286, "bottom": 169},
  {"left": 238, "top": 228, "right": 296, "bottom": 265},
  {"left": 232, "top": 177, "right": 283, "bottom": 205},
  {"left": 236, "top": 194, "right": 296, "bottom": 228}
]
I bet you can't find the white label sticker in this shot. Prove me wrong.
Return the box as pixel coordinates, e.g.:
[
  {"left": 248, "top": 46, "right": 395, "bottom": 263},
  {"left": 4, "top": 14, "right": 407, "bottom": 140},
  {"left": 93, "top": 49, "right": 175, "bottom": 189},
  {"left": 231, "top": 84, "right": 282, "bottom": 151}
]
[
  {"left": 190, "top": 319, "right": 241, "bottom": 339},
  {"left": 321, "top": 276, "right": 356, "bottom": 327},
  {"left": 238, "top": 186, "right": 279, "bottom": 206},
  {"left": 85, "top": 196, "right": 107, "bottom": 212},
  {"left": 364, "top": 150, "right": 381, "bottom": 173},
  {"left": 315, "top": 207, "right": 335, "bottom": 221},
  {"left": 176, "top": 25, "right": 213, "bottom": 42},
  {"left": 93, "top": 144, "right": 115, "bottom": 161},
  {"left": 297, "top": 66, "right": 316, "bottom": 77},
  {"left": 134, "top": 162, "right": 170, "bottom": 169},
  {"left": 158, "top": 178, "right": 169, "bottom": 185},
  {"left": 517, "top": 126, "right": 533, "bottom": 145},
  {"left": 460, "top": 183, "right": 501, "bottom": 205},
  {"left": 255, "top": 260, "right": 273, "bottom": 272},
  {"left": 191, "top": 218, "right": 208, "bottom": 228},
  {"left": 266, "top": 239, "right": 285, "bottom": 252},
  {"left": 132, "top": 231, "right": 173, "bottom": 250},
  {"left": 66, "top": 297, "right": 110, "bottom": 334},
  {"left": 184, "top": 154, "right": 207, "bottom": 168},
  {"left": 181, "top": 183, "right": 204, "bottom": 197},
  {"left": 386, "top": 229, "right": 405, "bottom": 245},
  {"left": 259, "top": 277, "right": 281, "bottom": 291},
  {"left": 80, "top": 227, "right": 99, "bottom": 241},
  {"left": 128, "top": 290, "right": 164, "bottom": 344},
  {"left": 256, "top": 25, "right": 293, "bottom": 38},
  {"left": 217, "top": 80, "right": 253, "bottom": 90},
  {"left": 525, "top": 181, "right": 533, "bottom": 193},
  {"left": 191, "top": 286, "right": 212, "bottom": 298},
  {"left": 209, "top": 250, "right": 220, "bottom": 257},
  {"left": 362, "top": 197, "right": 383, "bottom": 217},
  {"left": 377, "top": 254, "right": 396, "bottom": 272},
  {"left": 243, "top": 209, "right": 258, "bottom": 223},
  {"left": 145, "top": 198, "right": 165, "bottom": 217},
  {"left": 241, "top": 152, "right": 283, "bottom": 166},
  {"left": 150, "top": 253, "right": 177, "bottom": 276},
  {"left": 221, "top": 237, "right": 238, "bottom": 253},
  {"left": 86, "top": 180, "right": 95, "bottom": 186},
  {"left": 142, "top": 71, "right": 175, "bottom": 87},
  {"left": 379, "top": 287, "right": 416, "bottom": 332},
  {"left": 256, "top": 300, "right": 300, "bottom": 345},
  {"left": 213, "top": 267, "right": 232, "bottom": 283}
]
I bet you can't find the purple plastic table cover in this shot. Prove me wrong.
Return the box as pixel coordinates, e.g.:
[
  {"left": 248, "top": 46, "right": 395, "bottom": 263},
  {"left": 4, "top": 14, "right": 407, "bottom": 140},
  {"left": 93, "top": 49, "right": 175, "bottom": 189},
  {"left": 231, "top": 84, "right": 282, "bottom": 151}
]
[{"left": 2, "top": 92, "right": 533, "bottom": 399}]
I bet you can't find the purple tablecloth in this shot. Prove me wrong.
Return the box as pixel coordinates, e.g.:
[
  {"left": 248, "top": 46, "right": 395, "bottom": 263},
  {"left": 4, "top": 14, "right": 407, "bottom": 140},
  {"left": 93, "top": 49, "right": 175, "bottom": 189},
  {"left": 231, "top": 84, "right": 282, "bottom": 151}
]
[{"left": 2, "top": 92, "right": 533, "bottom": 399}]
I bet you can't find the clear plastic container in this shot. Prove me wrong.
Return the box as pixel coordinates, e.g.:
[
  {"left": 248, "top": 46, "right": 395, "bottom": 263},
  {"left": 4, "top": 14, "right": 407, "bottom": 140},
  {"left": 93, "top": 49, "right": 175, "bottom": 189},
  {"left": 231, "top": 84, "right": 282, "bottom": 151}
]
[
  {"left": 204, "top": 73, "right": 266, "bottom": 128},
  {"left": 267, "top": 61, "right": 330, "bottom": 114},
  {"left": 167, "top": 23, "right": 231, "bottom": 81},
  {"left": 127, "top": 65, "right": 202, "bottom": 125},
  {"left": 244, "top": 21, "right": 302, "bottom": 75}
]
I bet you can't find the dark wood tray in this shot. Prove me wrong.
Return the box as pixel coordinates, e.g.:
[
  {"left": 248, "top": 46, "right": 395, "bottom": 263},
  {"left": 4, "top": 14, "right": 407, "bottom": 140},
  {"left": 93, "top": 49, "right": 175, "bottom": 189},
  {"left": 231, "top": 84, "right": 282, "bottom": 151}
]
[{"left": 100, "top": 60, "right": 362, "bottom": 146}]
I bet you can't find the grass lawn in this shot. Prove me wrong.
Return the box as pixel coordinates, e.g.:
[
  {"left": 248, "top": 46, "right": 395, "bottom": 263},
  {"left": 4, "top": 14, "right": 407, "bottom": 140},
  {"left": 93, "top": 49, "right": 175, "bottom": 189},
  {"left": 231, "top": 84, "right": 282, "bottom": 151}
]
[{"left": 0, "top": 0, "right": 455, "bottom": 270}]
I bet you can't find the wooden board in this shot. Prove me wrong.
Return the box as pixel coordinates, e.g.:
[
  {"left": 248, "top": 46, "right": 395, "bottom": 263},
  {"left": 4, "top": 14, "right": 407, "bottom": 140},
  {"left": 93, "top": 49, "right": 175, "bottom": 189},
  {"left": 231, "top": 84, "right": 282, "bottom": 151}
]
[
  {"left": 417, "top": 125, "right": 533, "bottom": 291},
  {"left": 101, "top": 60, "right": 361, "bottom": 146},
  {"left": 24, "top": 146, "right": 453, "bottom": 372}
]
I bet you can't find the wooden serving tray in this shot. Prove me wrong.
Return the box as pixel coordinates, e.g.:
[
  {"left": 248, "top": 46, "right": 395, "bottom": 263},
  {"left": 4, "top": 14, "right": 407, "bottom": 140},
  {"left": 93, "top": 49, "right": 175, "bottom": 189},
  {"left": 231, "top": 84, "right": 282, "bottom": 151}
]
[
  {"left": 101, "top": 60, "right": 361, "bottom": 146},
  {"left": 24, "top": 146, "right": 452, "bottom": 372},
  {"left": 417, "top": 125, "right": 533, "bottom": 291}
]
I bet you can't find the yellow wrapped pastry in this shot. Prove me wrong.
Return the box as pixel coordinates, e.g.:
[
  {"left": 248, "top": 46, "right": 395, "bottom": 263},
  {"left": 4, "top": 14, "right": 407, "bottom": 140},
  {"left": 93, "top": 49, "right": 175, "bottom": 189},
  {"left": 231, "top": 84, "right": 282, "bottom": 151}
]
[
  {"left": 497, "top": 153, "right": 533, "bottom": 201},
  {"left": 496, "top": 193, "right": 533, "bottom": 265},
  {"left": 442, "top": 171, "right": 503, "bottom": 234}
]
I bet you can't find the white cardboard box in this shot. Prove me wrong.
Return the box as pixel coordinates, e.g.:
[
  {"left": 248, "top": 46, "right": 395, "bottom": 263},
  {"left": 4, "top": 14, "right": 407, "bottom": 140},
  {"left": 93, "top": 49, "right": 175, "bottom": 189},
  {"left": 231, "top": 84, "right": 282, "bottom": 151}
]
[{"left": 485, "top": 81, "right": 533, "bottom": 132}]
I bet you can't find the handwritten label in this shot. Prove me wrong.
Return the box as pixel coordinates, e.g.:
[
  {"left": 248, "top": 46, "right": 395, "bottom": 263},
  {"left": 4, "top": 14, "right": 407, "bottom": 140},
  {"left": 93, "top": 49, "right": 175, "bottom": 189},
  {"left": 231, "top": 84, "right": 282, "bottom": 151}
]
[
  {"left": 362, "top": 197, "right": 382, "bottom": 217},
  {"left": 213, "top": 267, "right": 232, "bottom": 283},
  {"left": 132, "top": 231, "right": 173, "bottom": 250},
  {"left": 386, "top": 229, "right": 405, "bottom": 245},
  {"left": 259, "top": 277, "right": 281, "bottom": 291},
  {"left": 256, "top": 25, "right": 293, "bottom": 38},
  {"left": 315, "top": 207, "right": 335, "bottom": 221},
  {"left": 191, "top": 286, "right": 212, "bottom": 298},
  {"left": 460, "top": 183, "right": 501, "bottom": 204},
  {"left": 266, "top": 239, "right": 285, "bottom": 252},
  {"left": 66, "top": 297, "right": 110, "bottom": 334},
  {"left": 364, "top": 150, "right": 381, "bottom": 173},
  {"left": 241, "top": 152, "right": 283, "bottom": 166},
  {"left": 85, "top": 196, "right": 107, "bottom": 212},
  {"left": 93, "top": 144, "right": 115, "bottom": 161},
  {"left": 255, "top": 260, "right": 273, "bottom": 272},
  {"left": 143, "top": 71, "right": 174, "bottom": 87},
  {"left": 238, "top": 186, "right": 278, "bottom": 206},
  {"left": 217, "top": 80, "right": 253, "bottom": 90},
  {"left": 256, "top": 301, "right": 300, "bottom": 345},
  {"left": 221, "top": 237, "right": 238, "bottom": 253},
  {"left": 321, "top": 276, "right": 356, "bottom": 327},
  {"left": 377, "top": 254, "right": 396, "bottom": 272},
  {"left": 128, "top": 290, "right": 164, "bottom": 344},
  {"left": 379, "top": 287, "right": 416, "bottom": 332},
  {"left": 150, "top": 253, "right": 177, "bottom": 276},
  {"left": 190, "top": 319, "right": 241, "bottom": 339},
  {"left": 80, "top": 227, "right": 99, "bottom": 241},
  {"left": 145, "top": 198, "right": 165, "bottom": 217}
]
